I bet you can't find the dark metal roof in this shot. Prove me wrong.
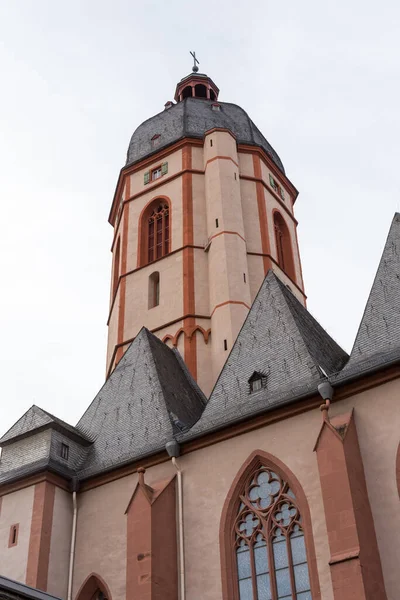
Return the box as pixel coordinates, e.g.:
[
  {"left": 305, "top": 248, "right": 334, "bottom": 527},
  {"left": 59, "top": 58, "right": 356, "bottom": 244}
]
[
  {"left": 0, "top": 575, "right": 61, "bottom": 600},
  {"left": 126, "top": 97, "right": 285, "bottom": 173}
]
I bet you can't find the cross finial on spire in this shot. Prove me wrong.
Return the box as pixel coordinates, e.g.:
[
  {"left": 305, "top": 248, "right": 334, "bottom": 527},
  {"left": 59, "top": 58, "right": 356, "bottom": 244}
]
[{"left": 190, "top": 50, "right": 199, "bottom": 73}]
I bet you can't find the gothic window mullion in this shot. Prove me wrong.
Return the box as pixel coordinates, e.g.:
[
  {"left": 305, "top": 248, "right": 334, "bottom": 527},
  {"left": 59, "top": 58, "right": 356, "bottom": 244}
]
[
  {"left": 266, "top": 514, "right": 279, "bottom": 600},
  {"left": 249, "top": 541, "right": 258, "bottom": 600},
  {"left": 285, "top": 530, "right": 297, "bottom": 600}
]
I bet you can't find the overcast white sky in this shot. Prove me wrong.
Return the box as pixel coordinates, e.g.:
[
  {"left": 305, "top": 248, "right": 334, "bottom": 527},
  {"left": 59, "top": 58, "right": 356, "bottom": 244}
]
[{"left": 0, "top": 1, "right": 399, "bottom": 435}]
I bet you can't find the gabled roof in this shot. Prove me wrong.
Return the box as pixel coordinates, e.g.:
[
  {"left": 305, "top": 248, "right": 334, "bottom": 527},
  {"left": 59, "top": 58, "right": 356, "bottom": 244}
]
[
  {"left": 336, "top": 213, "right": 400, "bottom": 381},
  {"left": 0, "top": 405, "right": 91, "bottom": 447},
  {"left": 183, "top": 271, "right": 348, "bottom": 439},
  {"left": 76, "top": 327, "right": 206, "bottom": 479}
]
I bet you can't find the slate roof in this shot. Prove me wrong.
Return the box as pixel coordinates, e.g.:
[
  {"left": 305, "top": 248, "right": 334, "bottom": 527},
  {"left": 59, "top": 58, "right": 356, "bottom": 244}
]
[
  {"left": 75, "top": 328, "right": 206, "bottom": 479},
  {"left": 0, "top": 405, "right": 91, "bottom": 447},
  {"left": 2, "top": 215, "right": 400, "bottom": 482},
  {"left": 334, "top": 212, "right": 400, "bottom": 382},
  {"left": 181, "top": 271, "right": 348, "bottom": 439},
  {"left": 126, "top": 97, "right": 285, "bottom": 173}
]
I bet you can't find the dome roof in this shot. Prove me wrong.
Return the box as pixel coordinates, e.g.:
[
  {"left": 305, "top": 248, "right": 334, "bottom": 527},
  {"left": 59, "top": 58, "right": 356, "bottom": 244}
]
[{"left": 126, "top": 97, "right": 285, "bottom": 174}]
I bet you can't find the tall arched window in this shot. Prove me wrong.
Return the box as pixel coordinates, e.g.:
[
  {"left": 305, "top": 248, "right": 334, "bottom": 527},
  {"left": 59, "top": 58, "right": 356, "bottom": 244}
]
[
  {"left": 112, "top": 238, "right": 120, "bottom": 297},
  {"left": 148, "top": 201, "right": 169, "bottom": 263},
  {"left": 221, "top": 452, "right": 320, "bottom": 600},
  {"left": 139, "top": 198, "right": 171, "bottom": 267},
  {"left": 273, "top": 212, "right": 296, "bottom": 283}
]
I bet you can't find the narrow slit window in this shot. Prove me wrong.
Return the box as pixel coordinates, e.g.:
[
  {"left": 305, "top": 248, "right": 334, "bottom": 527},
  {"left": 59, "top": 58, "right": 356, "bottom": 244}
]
[
  {"left": 216, "top": 218, "right": 219, "bottom": 228},
  {"left": 9, "top": 524, "right": 19, "bottom": 547},
  {"left": 243, "top": 273, "right": 246, "bottom": 283},
  {"left": 210, "top": 139, "right": 213, "bottom": 147},
  {"left": 224, "top": 339, "right": 228, "bottom": 351},
  {"left": 149, "top": 272, "right": 160, "bottom": 309}
]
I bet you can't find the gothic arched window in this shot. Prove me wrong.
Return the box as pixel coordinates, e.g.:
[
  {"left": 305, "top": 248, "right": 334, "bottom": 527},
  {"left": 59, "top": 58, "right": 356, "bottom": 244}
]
[
  {"left": 221, "top": 452, "right": 320, "bottom": 600},
  {"left": 273, "top": 212, "right": 296, "bottom": 283},
  {"left": 139, "top": 198, "right": 171, "bottom": 267}
]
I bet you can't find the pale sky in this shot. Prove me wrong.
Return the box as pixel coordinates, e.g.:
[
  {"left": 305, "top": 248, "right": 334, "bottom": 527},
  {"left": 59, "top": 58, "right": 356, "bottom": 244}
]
[{"left": 0, "top": 1, "right": 399, "bottom": 435}]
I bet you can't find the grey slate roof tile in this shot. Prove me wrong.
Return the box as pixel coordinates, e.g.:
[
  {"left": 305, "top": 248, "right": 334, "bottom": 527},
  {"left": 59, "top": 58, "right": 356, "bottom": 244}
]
[
  {"left": 334, "top": 213, "right": 400, "bottom": 382},
  {"left": 0, "top": 405, "right": 91, "bottom": 446},
  {"left": 75, "top": 328, "right": 206, "bottom": 479},
  {"left": 126, "top": 97, "right": 285, "bottom": 173},
  {"left": 181, "top": 271, "right": 348, "bottom": 439}
]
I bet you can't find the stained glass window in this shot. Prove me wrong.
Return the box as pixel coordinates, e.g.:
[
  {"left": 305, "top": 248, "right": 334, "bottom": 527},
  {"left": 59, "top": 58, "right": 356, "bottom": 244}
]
[{"left": 234, "top": 467, "right": 312, "bottom": 600}]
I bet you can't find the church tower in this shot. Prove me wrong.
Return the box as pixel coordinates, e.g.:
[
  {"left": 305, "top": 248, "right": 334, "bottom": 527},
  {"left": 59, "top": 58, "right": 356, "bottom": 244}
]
[{"left": 107, "top": 64, "right": 305, "bottom": 395}]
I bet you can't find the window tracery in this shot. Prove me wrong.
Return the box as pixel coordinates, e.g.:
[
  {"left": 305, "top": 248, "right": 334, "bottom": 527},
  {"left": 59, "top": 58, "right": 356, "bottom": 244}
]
[
  {"left": 234, "top": 466, "right": 311, "bottom": 600},
  {"left": 148, "top": 202, "right": 170, "bottom": 263}
]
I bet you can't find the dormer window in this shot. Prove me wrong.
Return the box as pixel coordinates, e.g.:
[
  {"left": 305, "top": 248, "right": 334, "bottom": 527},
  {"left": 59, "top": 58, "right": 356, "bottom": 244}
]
[
  {"left": 60, "top": 443, "right": 69, "bottom": 461},
  {"left": 248, "top": 371, "right": 268, "bottom": 393},
  {"left": 151, "top": 134, "right": 161, "bottom": 148},
  {"left": 211, "top": 102, "right": 221, "bottom": 111}
]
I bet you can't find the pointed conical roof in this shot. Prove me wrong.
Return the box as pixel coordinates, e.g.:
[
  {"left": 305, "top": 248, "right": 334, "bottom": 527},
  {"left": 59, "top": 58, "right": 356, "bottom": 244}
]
[
  {"left": 183, "top": 271, "right": 347, "bottom": 438},
  {"left": 76, "top": 328, "right": 206, "bottom": 479},
  {"left": 0, "top": 404, "right": 90, "bottom": 446},
  {"left": 336, "top": 213, "right": 400, "bottom": 380}
]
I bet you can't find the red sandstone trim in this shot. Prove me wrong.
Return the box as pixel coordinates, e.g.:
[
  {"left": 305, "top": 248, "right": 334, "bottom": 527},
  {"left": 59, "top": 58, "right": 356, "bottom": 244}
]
[
  {"left": 272, "top": 208, "right": 298, "bottom": 286},
  {"left": 74, "top": 572, "right": 113, "bottom": 600},
  {"left": 220, "top": 450, "right": 321, "bottom": 600},
  {"left": 210, "top": 300, "right": 250, "bottom": 318},
  {"left": 115, "top": 189, "right": 130, "bottom": 365},
  {"left": 26, "top": 481, "right": 55, "bottom": 591},
  {"left": 182, "top": 145, "right": 197, "bottom": 379},
  {"left": 240, "top": 173, "right": 298, "bottom": 225},
  {"left": 162, "top": 325, "right": 211, "bottom": 348},
  {"left": 209, "top": 230, "right": 246, "bottom": 244},
  {"left": 107, "top": 244, "right": 205, "bottom": 324},
  {"left": 205, "top": 155, "right": 239, "bottom": 168},
  {"left": 8, "top": 523, "right": 19, "bottom": 547},
  {"left": 109, "top": 138, "right": 204, "bottom": 224},
  {"left": 397, "top": 443, "right": 400, "bottom": 499},
  {"left": 253, "top": 155, "right": 272, "bottom": 274},
  {"left": 78, "top": 365, "right": 400, "bottom": 491},
  {"left": 314, "top": 411, "right": 387, "bottom": 599},
  {"left": 238, "top": 144, "right": 298, "bottom": 200},
  {"left": 246, "top": 251, "right": 306, "bottom": 299},
  {"left": 204, "top": 127, "right": 237, "bottom": 140}
]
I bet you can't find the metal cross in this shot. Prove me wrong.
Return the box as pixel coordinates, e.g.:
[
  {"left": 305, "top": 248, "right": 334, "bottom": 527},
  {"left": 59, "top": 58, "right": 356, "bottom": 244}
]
[{"left": 190, "top": 50, "right": 199, "bottom": 72}]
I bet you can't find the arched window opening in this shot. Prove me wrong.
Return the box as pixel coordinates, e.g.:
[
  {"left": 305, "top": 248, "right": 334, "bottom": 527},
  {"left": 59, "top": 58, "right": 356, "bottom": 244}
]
[
  {"left": 195, "top": 84, "right": 207, "bottom": 98},
  {"left": 210, "top": 89, "right": 216, "bottom": 101},
  {"left": 148, "top": 201, "right": 170, "bottom": 263},
  {"left": 182, "top": 86, "right": 192, "bottom": 99},
  {"left": 75, "top": 573, "right": 112, "bottom": 600},
  {"left": 112, "top": 238, "right": 120, "bottom": 297},
  {"left": 149, "top": 271, "right": 160, "bottom": 308},
  {"left": 273, "top": 212, "right": 296, "bottom": 283},
  {"left": 234, "top": 465, "right": 312, "bottom": 599}
]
